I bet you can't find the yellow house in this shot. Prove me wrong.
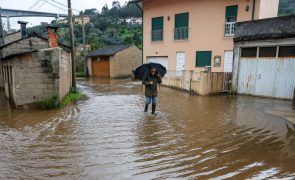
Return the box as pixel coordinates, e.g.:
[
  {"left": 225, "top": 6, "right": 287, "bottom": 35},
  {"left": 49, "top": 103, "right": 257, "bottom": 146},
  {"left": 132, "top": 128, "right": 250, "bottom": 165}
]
[{"left": 132, "top": 0, "right": 279, "bottom": 74}]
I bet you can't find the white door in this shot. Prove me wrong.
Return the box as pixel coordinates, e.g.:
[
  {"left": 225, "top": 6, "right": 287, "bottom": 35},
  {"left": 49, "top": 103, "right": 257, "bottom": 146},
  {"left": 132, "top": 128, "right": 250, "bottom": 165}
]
[
  {"left": 176, "top": 52, "right": 185, "bottom": 76},
  {"left": 146, "top": 56, "right": 168, "bottom": 70},
  {"left": 224, "top": 51, "right": 233, "bottom": 72}
]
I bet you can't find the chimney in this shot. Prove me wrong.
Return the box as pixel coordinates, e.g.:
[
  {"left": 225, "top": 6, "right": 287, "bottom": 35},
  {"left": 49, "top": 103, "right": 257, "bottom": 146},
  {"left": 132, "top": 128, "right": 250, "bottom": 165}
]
[
  {"left": 47, "top": 26, "right": 59, "bottom": 47},
  {"left": 18, "top": 21, "right": 28, "bottom": 38}
]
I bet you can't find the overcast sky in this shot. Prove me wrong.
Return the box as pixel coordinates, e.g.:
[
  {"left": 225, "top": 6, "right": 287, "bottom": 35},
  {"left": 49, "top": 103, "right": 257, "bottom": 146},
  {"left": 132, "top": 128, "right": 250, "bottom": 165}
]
[{"left": 0, "top": 0, "right": 127, "bottom": 30}]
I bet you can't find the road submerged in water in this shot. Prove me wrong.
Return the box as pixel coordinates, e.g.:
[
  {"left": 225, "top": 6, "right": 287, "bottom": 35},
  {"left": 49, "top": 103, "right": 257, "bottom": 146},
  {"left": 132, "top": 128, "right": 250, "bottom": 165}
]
[{"left": 0, "top": 78, "right": 295, "bottom": 179}]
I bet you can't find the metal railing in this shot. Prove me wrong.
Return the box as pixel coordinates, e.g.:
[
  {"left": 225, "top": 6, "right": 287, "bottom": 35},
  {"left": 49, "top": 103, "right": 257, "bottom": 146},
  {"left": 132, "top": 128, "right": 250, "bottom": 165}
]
[
  {"left": 174, "top": 27, "right": 189, "bottom": 40},
  {"left": 224, "top": 22, "right": 236, "bottom": 37},
  {"left": 151, "top": 30, "right": 163, "bottom": 42}
]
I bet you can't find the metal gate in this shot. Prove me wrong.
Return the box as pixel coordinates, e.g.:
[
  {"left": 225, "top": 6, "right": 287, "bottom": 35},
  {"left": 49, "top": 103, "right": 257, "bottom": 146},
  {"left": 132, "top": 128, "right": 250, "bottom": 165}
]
[{"left": 238, "top": 58, "right": 295, "bottom": 99}]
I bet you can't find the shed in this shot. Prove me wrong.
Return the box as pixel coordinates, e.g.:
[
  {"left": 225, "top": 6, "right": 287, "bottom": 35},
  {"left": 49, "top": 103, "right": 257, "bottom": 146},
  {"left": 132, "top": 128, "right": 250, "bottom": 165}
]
[
  {"left": 232, "top": 15, "right": 295, "bottom": 100},
  {"left": 87, "top": 45, "right": 142, "bottom": 78}
]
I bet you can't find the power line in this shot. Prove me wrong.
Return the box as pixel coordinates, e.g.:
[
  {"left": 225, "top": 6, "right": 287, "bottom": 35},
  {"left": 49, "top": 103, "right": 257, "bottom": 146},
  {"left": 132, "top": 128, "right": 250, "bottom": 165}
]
[
  {"left": 49, "top": 0, "right": 80, "bottom": 12},
  {"left": 28, "top": 0, "right": 41, "bottom": 10},
  {"left": 34, "top": 1, "right": 47, "bottom": 11},
  {"left": 42, "top": 0, "right": 68, "bottom": 12}
]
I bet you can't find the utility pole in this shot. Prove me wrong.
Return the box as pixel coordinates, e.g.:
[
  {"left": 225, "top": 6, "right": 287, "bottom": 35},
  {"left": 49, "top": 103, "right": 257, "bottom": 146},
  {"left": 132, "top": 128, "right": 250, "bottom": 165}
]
[
  {"left": 67, "top": 0, "right": 76, "bottom": 88},
  {"left": 81, "top": 13, "right": 88, "bottom": 77}
]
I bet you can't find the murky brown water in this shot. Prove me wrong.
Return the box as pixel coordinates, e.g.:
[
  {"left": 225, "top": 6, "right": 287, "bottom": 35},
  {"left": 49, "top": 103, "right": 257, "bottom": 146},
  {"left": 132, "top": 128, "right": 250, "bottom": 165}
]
[{"left": 1, "top": 78, "right": 295, "bottom": 179}]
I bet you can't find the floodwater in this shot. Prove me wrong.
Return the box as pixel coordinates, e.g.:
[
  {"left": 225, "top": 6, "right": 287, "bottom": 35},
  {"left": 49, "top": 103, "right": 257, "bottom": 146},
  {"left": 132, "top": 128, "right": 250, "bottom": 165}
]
[{"left": 0, "top": 78, "right": 295, "bottom": 179}]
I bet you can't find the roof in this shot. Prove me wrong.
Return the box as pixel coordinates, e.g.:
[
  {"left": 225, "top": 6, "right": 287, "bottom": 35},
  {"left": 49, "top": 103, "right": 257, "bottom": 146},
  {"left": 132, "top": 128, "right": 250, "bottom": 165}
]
[
  {"left": 0, "top": 33, "right": 71, "bottom": 51},
  {"left": 234, "top": 15, "right": 295, "bottom": 42},
  {"left": 1, "top": 50, "right": 38, "bottom": 60},
  {"left": 87, "top": 45, "right": 132, "bottom": 57}
]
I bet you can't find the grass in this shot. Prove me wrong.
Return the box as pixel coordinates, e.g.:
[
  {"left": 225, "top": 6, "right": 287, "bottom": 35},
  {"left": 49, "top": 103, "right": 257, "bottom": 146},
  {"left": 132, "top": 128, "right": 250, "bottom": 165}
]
[{"left": 38, "top": 88, "right": 86, "bottom": 110}]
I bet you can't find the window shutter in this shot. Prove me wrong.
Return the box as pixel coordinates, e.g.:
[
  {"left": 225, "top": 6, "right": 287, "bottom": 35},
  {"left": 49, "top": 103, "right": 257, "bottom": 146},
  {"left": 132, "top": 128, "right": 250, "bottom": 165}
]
[
  {"left": 226, "top": 5, "right": 238, "bottom": 18},
  {"left": 175, "top": 13, "right": 189, "bottom": 28},
  {"left": 152, "top": 17, "right": 163, "bottom": 31},
  {"left": 196, "top": 51, "right": 212, "bottom": 67}
]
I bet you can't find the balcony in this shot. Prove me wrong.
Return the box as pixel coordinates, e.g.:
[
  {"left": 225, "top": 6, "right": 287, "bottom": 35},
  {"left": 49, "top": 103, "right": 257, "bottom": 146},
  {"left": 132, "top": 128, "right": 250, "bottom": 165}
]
[
  {"left": 151, "top": 30, "right": 163, "bottom": 42},
  {"left": 224, "top": 22, "right": 236, "bottom": 37},
  {"left": 174, "top": 27, "right": 189, "bottom": 40}
]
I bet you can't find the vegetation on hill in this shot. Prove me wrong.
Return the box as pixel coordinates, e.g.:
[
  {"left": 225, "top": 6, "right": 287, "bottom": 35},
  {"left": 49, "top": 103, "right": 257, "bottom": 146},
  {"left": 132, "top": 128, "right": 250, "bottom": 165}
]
[
  {"left": 27, "top": 1, "right": 142, "bottom": 50},
  {"left": 279, "top": 0, "right": 295, "bottom": 16}
]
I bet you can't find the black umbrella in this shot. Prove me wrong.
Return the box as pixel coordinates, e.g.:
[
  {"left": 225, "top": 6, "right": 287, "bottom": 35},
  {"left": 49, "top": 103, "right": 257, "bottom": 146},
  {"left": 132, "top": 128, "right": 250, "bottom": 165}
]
[{"left": 134, "top": 63, "right": 167, "bottom": 81}]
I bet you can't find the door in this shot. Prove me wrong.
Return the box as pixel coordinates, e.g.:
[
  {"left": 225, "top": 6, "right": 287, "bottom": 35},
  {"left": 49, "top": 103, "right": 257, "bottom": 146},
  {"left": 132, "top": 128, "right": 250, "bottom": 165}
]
[
  {"left": 92, "top": 56, "right": 110, "bottom": 78},
  {"left": 176, "top": 52, "right": 185, "bottom": 76},
  {"left": 224, "top": 51, "right": 233, "bottom": 72},
  {"left": 146, "top": 56, "right": 168, "bottom": 70}
]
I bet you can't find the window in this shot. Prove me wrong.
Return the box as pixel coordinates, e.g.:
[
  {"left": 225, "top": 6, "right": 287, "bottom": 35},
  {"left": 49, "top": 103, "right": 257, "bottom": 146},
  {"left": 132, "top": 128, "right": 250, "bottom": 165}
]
[
  {"left": 259, "top": 47, "right": 277, "bottom": 57},
  {"left": 241, "top": 47, "right": 257, "bottom": 58},
  {"left": 151, "top": 17, "right": 164, "bottom": 42},
  {"left": 174, "top": 13, "right": 189, "bottom": 40},
  {"left": 278, "top": 46, "right": 295, "bottom": 57},
  {"left": 225, "top": 5, "right": 238, "bottom": 37},
  {"left": 196, "top": 51, "right": 212, "bottom": 67}
]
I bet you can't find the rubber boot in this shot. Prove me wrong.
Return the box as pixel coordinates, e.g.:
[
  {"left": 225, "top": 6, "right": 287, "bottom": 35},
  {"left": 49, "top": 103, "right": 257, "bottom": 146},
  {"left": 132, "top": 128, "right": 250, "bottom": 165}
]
[
  {"left": 152, "top": 105, "right": 156, "bottom": 115},
  {"left": 144, "top": 105, "right": 148, "bottom": 112}
]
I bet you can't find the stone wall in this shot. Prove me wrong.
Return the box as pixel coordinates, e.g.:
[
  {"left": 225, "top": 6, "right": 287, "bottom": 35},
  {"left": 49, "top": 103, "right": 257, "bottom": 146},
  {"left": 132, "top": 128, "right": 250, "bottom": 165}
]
[
  {"left": 110, "top": 46, "right": 142, "bottom": 78},
  {"left": 0, "top": 36, "right": 48, "bottom": 59},
  {"left": 2, "top": 47, "right": 71, "bottom": 106},
  {"left": 0, "top": 61, "right": 3, "bottom": 88}
]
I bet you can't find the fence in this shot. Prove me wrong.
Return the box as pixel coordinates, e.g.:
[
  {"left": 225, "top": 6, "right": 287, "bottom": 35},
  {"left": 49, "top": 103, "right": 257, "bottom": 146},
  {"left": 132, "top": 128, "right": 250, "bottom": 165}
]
[{"left": 162, "top": 70, "right": 231, "bottom": 95}]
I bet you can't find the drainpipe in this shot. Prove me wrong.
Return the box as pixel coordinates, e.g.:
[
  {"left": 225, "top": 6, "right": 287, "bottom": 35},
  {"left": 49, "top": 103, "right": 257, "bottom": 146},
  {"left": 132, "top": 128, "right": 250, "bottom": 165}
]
[
  {"left": 130, "top": 1, "right": 144, "bottom": 64},
  {"left": 293, "top": 88, "right": 295, "bottom": 106},
  {"left": 252, "top": 0, "right": 256, "bottom": 20},
  {"left": 0, "top": 7, "right": 5, "bottom": 46}
]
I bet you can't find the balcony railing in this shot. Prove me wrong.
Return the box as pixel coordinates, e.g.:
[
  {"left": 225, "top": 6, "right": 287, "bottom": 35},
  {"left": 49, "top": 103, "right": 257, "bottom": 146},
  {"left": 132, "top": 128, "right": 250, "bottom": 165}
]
[
  {"left": 151, "top": 30, "right": 163, "bottom": 42},
  {"left": 174, "top": 27, "right": 189, "bottom": 40},
  {"left": 224, "top": 22, "right": 236, "bottom": 37}
]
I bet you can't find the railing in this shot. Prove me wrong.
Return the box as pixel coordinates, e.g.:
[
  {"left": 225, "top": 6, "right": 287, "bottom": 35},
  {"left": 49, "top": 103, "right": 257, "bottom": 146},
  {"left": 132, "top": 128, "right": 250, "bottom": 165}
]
[
  {"left": 224, "top": 22, "right": 236, "bottom": 37},
  {"left": 151, "top": 30, "right": 163, "bottom": 42},
  {"left": 174, "top": 27, "right": 189, "bottom": 40}
]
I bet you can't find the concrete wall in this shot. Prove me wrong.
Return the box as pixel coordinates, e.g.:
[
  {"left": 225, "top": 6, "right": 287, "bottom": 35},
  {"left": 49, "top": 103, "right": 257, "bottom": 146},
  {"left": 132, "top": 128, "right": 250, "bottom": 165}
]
[
  {"left": 143, "top": 0, "right": 254, "bottom": 73},
  {"left": 2, "top": 47, "right": 71, "bottom": 106},
  {"left": 162, "top": 71, "right": 225, "bottom": 95},
  {"left": 0, "top": 61, "right": 3, "bottom": 88},
  {"left": 110, "top": 46, "right": 142, "bottom": 78},
  {"left": 0, "top": 36, "right": 48, "bottom": 59},
  {"left": 58, "top": 50, "right": 72, "bottom": 99}
]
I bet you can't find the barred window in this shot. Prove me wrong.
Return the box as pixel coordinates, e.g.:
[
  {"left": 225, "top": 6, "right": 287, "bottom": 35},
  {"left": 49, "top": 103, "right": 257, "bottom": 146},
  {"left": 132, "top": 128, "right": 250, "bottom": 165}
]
[
  {"left": 241, "top": 47, "right": 257, "bottom": 58},
  {"left": 278, "top": 46, "right": 295, "bottom": 57},
  {"left": 259, "top": 47, "right": 277, "bottom": 57}
]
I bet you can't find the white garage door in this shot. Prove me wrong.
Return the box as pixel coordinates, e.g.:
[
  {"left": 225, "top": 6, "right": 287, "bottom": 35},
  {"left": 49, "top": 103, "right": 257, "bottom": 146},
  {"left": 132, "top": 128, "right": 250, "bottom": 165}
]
[{"left": 146, "top": 57, "right": 168, "bottom": 70}]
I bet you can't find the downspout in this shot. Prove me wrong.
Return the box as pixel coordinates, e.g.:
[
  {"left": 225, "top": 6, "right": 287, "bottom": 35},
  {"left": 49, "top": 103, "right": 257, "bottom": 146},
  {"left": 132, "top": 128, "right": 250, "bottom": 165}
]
[
  {"left": 252, "top": 0, "right": 256, "bottom": 20},
  {"left": 133, "top": 1, "right": 144, "bottom": 64}
]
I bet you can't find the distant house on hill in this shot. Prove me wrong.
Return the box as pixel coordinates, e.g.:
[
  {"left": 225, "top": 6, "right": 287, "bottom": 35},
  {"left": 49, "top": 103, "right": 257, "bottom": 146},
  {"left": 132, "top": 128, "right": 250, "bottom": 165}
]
[
  {"left": 0, "top": 24, "right": 72, "bottom": 108},
  {"left": 87, "top": 45, "right": 142, "bottom": 78},
  {"left": 58, "top": 16, "right": 90, "bottom": 25}
]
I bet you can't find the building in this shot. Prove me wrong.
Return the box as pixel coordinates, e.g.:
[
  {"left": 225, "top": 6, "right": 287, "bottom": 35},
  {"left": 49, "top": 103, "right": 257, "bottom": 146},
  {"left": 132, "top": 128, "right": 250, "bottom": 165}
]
[
  {"left": 126, "top": 17, "right": 143, "bottom": 25},
  {"left": 58, "top": 16, "right": 90, "bottom": 25},
  {"left": 87, "top": 45, "right": 142, "bottom": 78},
  {"left": 232, "top": 15, "right": 295, "bottom": 100},
  {"left": 131, "top": 0, "right": 280, "bottom": 94},
  {"left": 0, "top": 25, "right": 72, "bottom": 107}
]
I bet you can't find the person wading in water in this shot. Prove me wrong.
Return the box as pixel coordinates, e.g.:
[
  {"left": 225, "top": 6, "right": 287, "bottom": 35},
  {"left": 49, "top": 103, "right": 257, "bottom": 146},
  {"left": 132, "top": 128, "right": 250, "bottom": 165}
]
[{"left": 143, "top": 67, "right": 162, "bottom": 114}]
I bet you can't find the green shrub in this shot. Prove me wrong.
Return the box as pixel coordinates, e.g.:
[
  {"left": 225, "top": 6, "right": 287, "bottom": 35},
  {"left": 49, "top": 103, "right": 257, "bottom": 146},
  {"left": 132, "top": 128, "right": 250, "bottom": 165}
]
[
  {"left": 39, "top": 95, "right": 60, "bottom": 110},
  {"left": 61, "top": 88, "right": 86, "bottom": 107}
]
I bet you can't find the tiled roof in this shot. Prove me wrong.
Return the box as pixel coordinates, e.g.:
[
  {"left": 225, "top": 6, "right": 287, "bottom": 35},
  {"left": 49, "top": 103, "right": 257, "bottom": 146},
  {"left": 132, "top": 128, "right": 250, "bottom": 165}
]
[{"left": 87, "top": 45, "right": 131, "bottom": 57}]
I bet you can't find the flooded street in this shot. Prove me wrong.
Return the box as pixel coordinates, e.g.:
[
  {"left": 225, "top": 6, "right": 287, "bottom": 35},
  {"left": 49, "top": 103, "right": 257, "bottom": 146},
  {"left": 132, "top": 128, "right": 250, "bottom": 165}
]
[{"left": 0, "top": 78, "right": 295, "bottom": 179}]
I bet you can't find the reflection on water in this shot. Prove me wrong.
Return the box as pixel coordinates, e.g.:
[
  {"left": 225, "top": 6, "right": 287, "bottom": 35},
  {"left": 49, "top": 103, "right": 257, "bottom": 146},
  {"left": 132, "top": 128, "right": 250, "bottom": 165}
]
[{"left": 0, "top": 78, "right": 295, "bottom": 179}]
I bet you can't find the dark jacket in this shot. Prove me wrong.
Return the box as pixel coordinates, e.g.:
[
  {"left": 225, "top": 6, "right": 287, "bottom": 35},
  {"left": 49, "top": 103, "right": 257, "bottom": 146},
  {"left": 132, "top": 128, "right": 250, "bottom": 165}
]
[{"left": 143, "top": 74, "right": 162, "bottom": 97}]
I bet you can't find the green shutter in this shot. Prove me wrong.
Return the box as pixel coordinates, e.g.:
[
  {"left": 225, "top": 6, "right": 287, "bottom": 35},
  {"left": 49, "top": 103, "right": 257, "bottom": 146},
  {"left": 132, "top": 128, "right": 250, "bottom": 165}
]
[
  {"left": 152, "top": 17, "right": 163, "bottom": 31},
  {"left": 196, "top": 51, "right": 212, "bottom": 67},
  {"left": 175, "top": 13, "right": 189, "bottom": 28},
  {"left": 226, "top": 5, "right": 238, "bottom": 18}
]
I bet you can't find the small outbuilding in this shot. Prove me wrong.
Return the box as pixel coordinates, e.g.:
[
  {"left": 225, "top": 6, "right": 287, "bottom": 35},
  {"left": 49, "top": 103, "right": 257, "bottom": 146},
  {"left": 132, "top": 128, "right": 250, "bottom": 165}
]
[
  {"left": 87, "top": 45, "right": 142, "bottom": 78},
  {"left": 232, "top": 15, "right": 295, "bottom": 100},
  {"left": 0, "top": 25, "right": 72, "bottom": 108}
]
